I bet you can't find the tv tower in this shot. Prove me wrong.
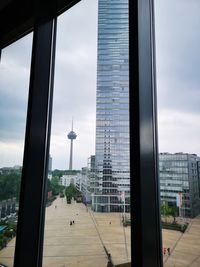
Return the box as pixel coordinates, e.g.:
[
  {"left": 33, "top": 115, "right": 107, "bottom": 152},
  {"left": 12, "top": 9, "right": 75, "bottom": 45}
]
[{"left": 67, "top": 120, "right": 77, "bottom": 170}]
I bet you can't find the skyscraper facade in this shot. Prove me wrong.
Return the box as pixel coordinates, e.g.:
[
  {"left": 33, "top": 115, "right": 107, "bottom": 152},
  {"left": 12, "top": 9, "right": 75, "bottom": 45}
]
[{"left": 93, "top": 0, "right": 130, "bottom": 212}]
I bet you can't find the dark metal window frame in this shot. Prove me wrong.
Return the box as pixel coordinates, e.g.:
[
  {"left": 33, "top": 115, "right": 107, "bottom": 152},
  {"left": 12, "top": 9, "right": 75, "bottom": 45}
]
[
  {"left": 129, "top": 1, "right": 163, "bottom": 266},
  {"left": 0, "top": 0, "right": 162, "bottom": 266}
]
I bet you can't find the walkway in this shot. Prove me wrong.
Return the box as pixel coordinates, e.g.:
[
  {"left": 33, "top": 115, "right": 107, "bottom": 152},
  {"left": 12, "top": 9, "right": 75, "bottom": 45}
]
[
  {"left": 1, "top": 197, "right": 200, "bottom": 266},
  {"left": 164, "top": 215, "right": 200, "bottom": 267}
]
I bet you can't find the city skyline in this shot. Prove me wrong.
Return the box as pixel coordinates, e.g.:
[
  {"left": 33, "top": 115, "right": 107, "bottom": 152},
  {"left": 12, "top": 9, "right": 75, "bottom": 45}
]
[{"left": 0, "top": 0, "right": 200, "bottom": 170}]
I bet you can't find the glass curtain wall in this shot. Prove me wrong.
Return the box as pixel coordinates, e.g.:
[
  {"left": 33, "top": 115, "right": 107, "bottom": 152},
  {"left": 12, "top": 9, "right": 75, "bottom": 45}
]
[{"left": 94, "top": 0, "right": 130, "bottom": 213}]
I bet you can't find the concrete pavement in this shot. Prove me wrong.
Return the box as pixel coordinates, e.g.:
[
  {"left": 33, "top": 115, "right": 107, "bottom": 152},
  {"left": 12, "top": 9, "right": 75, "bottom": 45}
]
[{"left": 1, "top": 197, "right": 200, "bottom": 266}]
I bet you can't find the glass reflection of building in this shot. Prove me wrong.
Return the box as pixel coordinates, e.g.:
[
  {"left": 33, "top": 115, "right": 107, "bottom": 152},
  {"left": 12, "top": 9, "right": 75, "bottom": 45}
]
[
  {"left": 159, "top": 152, "right": 200, "bottom": 218},
  {"left": 93, "top": 0, "right": 130, "bottom": 212}
]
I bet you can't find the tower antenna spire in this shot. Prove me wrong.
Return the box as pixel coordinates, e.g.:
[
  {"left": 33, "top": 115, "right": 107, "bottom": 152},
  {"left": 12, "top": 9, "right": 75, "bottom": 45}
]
[{"left": 67, "top": 119, "right": 77, "bottom": 170}]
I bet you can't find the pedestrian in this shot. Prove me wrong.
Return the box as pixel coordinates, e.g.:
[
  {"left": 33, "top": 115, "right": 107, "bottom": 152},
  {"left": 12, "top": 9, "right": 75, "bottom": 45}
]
[
  {"left": 109, "top": 221, "right": 111, "bottom": 225},
  {"left": 163, "top": 247, "right": 167, "bottom": 256},
  {"left": 167, "top": 247, "right": 171, "bottom": 256},
  {"left": 70, "top": 221, "right": 72, "bottom": 226},
  {"left": 108, "top": 253, "right": 111, "bottom": 261}
]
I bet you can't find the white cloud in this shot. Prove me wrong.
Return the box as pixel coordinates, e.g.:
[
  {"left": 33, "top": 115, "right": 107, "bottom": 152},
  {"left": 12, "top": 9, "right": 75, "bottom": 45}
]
[
  {"left": 0, "top": 0, "right": 98, "bottom": 169},
  {"left": 155, "top": 0, "right": 200, "bottom": 156},
  {"left": 48, "top": 0, "right": 98, "bottom": 169},
  {"left": 158, "top": 109, "right": 200, "bottom": 155},
  {"left": 1, "top": 0, "right": 200, "bottom": 169},
  {"left": 0, "top": 141, "right": 24, "bottom": 167}
]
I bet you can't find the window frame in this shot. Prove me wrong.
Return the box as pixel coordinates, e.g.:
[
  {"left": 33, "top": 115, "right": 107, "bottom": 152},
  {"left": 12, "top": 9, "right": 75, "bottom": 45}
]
[
  {"left": 130, "top": 0, "right": 163, "bottom": 266},
  {"left": 0, "top": 0, "right": 163, "bottom": 266}
]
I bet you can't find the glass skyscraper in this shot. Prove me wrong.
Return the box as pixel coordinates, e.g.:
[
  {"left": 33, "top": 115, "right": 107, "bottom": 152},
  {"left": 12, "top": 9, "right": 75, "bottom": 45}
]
[{"left": 92, "top": 0, "right": 130, "bottom": 212}]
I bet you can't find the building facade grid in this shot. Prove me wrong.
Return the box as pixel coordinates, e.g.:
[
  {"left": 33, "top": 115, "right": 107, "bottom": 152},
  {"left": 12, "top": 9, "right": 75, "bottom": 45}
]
[
  {"left": 159, "top": 152, "right": 200, "bottom": 218},
  {"left": 94, "top": 0, "right": 130, "bottom": 212}
]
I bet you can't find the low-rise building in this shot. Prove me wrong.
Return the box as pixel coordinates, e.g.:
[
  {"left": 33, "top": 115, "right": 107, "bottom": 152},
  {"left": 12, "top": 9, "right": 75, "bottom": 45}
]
[
  {"left": 60, "top": 173, "right": 81, "bottom": 187},
  {"left": 80, "top": 156, "right": 96, "bottom": 204}
]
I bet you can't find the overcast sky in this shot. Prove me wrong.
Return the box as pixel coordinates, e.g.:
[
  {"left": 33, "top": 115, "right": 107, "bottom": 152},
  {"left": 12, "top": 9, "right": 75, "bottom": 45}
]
[
  {"left": 155, "top": 0, "right": 200, "bottom": 155},
  {"left": 0, "top": 0, "right": 200, "bottom": 169}
]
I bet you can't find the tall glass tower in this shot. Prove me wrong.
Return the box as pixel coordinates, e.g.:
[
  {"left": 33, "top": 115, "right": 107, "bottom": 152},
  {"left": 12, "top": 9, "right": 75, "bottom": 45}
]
[{"left": 93, "top": 0, "right": 130, "bottom": 212}]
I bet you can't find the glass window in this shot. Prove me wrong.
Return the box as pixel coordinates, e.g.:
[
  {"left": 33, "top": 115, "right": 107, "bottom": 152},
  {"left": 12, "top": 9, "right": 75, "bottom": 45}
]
[
  {"left": 41, "top": 0, "right": 131, "bottom": 266},
  {"left": 0, "top": 33, "right": 32, "bottom": 267},
  {"left": 155, "top": 0, "right": 200, "bottom": 265}
]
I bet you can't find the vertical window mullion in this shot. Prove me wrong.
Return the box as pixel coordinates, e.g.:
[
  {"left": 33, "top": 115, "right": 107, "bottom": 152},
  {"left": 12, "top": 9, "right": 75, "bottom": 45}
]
[
  {"left": 14, "top": 17, "right": 57, "bottom": 267},
  {"left": 129, "top": 0, "right": 163, "bottom": 266}
]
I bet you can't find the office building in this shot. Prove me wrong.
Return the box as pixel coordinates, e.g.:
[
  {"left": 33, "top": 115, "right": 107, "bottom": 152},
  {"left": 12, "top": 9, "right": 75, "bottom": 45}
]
[
  {"left": 60, "top": 173, "right": 81, "bottom": 187},
  {"left": 94, "top": 0, "right": 130, "bottom": 212},
  {"left": 87, "top": 155, "right": 96, "bottom": 195},
  {"left": 159, "top": 152, "right": 200, "bottom": 218},
  {"left": 80, "top": 156, "right": 96, "bottom": 203},
  {"left": 80, "top": 167, "right": 90, "bottom": 203}
]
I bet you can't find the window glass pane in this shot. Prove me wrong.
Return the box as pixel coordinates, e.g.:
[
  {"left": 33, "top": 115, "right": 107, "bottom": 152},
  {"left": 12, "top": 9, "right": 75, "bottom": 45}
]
[
  {"left": 0, "top": 33, "right": 32, "bottom": 266},
  {"left": 43, "top": 0, "right": 131, "bottom": 266},
  {"left": 155, "top": 0, "right": 200, "bottom": 265}
]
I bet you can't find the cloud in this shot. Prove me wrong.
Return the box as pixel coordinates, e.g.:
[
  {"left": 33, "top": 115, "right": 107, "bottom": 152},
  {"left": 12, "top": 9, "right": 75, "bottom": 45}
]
[
  {"left": 0, "top": 35, "right": 31, "bottom": 147},
  {"left": 1, "top": 0, "right": 200, "bottom": 169},
  {"left": 0, "top": 0, "right": 98, "bottom": 169},
  {"left": 50, "top": 112, "right": 96, "bottom": 169},
  {"left": 49, "top": 0, "right": 98, "bottom": 169},
  {"left": 155, "top": 0, "right": 200, "bottom": 106},
  {"left": 158, "top": 109, "right": 200, "bottom": 155},
  {"left": 155, "top": 0, "right": 200, "bottom": 154},
  {"left": 0, "top": 141, "right": 25, "bottom": 167}
]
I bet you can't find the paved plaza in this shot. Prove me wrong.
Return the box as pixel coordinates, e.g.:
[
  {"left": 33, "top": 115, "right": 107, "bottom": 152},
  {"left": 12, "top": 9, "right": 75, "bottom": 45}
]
[
  {"left": 164, "top": 215, "right": 200, "bottom": 267},
  {"left": 1, "top": 197, "right": 200, "bottom": 266}
]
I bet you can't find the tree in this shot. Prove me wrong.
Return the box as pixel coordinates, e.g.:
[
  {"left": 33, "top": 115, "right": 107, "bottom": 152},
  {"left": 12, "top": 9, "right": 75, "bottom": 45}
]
[
  {"left": 50, "top": 176, "right": 63, "bottom": 195},
  {"left": 170, "top": 206, "right": 178, "bottom": 224},
  {"left": 52, "top": 169, "right": 65, "bottom": 178},
  {"left": 47, "top": 178, "right": 52, "bottom": 192},
  {"left": 161, "top": 203, "right": 178, "bottom": 223},
  {"left": 65, "top": 183, "right": 77, "bottom": 202},
  {"left": 161, "top": 203, "right": 172, "bottom": 222},
  {"left": 0, "top": 172, "right": 21, "bottom": 201}
]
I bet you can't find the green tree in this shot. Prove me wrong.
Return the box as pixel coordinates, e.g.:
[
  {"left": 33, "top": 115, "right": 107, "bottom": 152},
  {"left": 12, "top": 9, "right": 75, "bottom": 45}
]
[
  {"left": 161, "top": 203, "right": 178, "bottom": 223},
  {"left": 65, "top": 183, "right": 77, "bottom": 201},
  {"left": 47, "top": 178, "right": 53, "bottom": 192},
  {"left": 0, "top": 172, "right": 21, "bottom": 201},
  {"left": 161, "top": 203, "right": 172, "bottom": 222},
  {"left": 170, "top": 206, "right": 178, "bottom": 224},
  {"left": 52, "top": 169, "right": 65, "bottom": 178},
  {"left": 50, "top": 176, "right": 62, "bottom": 195}
]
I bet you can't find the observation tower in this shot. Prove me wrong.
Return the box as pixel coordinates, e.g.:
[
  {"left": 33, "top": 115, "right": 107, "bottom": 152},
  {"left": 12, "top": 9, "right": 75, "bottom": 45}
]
[{"left": 67, "top": 121, "right": 77, "bottom": 170}]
